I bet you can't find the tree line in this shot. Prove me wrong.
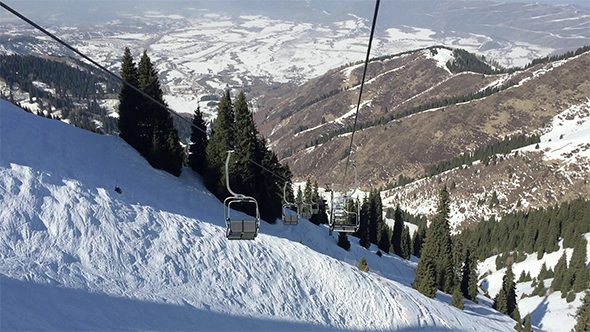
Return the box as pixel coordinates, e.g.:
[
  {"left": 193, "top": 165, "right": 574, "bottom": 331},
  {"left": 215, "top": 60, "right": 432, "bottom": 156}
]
[
  {"left": 428, "top": 134, "right": 540, "bottom": 176},
  {"left": 0, "top": 54, "right": 119, "bottom": 134}
]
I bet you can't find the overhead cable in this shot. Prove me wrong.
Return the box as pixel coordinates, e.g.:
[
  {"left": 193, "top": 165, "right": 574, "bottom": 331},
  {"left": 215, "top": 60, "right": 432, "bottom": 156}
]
[{"left": 341, "top": 0, "right": 381, "bottom": 190}]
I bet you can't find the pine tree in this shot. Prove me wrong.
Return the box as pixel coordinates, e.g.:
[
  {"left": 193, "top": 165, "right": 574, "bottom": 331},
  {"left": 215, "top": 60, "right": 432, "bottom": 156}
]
[
  {"left": 412, "top": 223, "right": 426, "bottom": 257},
  {"left": 461, "top": 246, "right": 479, "bottom": 302},
  {"left": 391, "top": 205, "right": 404, "bottom": 256},
  {"left": 532, "top": 278, "right": 546, "bottom": 297},
  {"left": 572, "top": 236, "right": 590, "bottom": 292},
  {"left": 357, "top": 195, "right": 371, "bottom": 249},
  {"left": 337, "top": 232, "right": 351, "bottom": 251},
  {"left": 188, "top": 106, "right": 208, "bottom": 176},
  {"left": 538, "top": 262, "right": 550, "bottom": 281},
  {"left": 552, "top": 251, "right": 568, "bottom": 291},
  {"left": 505, "top": 264, "right": 518, "bottom": 318},
  {"left": 368, "top": 191, "right": 380, "bottom": 245},
  {"left": 414, "top": 186, "right": 455, "bottom": 295},
  {"left": 358, "top": 257, "right": 369, "bottom": 272},
  {"left": 573, "top": 291, "right": 590, "bottom": 332},
  {"left": 117, "top": 47, "right": 143, "bottom": 154},
  {"left": 494, "top": 264, "right": 518, "bottom": 319},
  {"left": 378, "top": 223, "right": 391, "bottom": 253},
  {"left": 137, "top": 50, "right": 183, "bottom": 176},
  {"left": 523, "top": 313, "right": 532, "bottom": 332},
  {"left": 493, "top": 287, "right": 508, "bottom": 314},
  {"left": 414, "top": 260, "right": 437, "bottom": 298},
  {"left": 205, "top": 89, "right": 234, "bottom": 196},
  {"left": 233, "top": 91, "right": 258, "bottom": 199},
  {"left": 400, "top": 225, "right": 412, "bottom": 260},
  {"left": 451, "top": 285, "right": 465, "bottom": 310}
]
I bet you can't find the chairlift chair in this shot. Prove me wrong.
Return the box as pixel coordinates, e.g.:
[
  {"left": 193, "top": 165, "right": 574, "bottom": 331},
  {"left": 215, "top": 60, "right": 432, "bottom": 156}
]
[
  {"left": 223, "top": 151, "right": 260, "bottom": 240},
  {"left": 282, "top": 182, "right": 299, "bottom": 225},
  {"left": 300, "top": 202, "right": 313, "bottom": 219},
  {"left": 329, "top": 162, "right": 360, "bottom": 234},
  {"left": 310, "top": 197, "right": 320, "bottom": 215}
]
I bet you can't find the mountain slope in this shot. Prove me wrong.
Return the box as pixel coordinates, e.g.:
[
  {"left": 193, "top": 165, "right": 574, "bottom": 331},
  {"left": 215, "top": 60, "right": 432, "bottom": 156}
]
[
  {"left": 0, "top": 99, "right": 518, "bottom": 330},
  {"left": 264, "top": 49, "right": 590, "bottom": 193}
]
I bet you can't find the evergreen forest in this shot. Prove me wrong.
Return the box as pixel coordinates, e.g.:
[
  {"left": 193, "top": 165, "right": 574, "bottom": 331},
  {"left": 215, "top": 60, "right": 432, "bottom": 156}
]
[{"left": 0, "top": 54, "right": 119, "bottom": 133}]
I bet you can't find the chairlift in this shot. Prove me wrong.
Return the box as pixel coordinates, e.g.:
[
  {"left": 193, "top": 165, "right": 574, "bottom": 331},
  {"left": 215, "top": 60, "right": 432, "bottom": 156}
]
[
  {"left": 223, "top": 151, "right": 260, "bottom": 240},
  {"left": 329, "top": 162, "right": 360, "bottom": 234},
  {"left": 300, "top": 202, "right": 312, "bottom": 219},
  {"left": 310, "top": 197, "right": 320, "bottom": 215},
  {"left": 282, "top": 182, "right": 299, "bottom": 225}
]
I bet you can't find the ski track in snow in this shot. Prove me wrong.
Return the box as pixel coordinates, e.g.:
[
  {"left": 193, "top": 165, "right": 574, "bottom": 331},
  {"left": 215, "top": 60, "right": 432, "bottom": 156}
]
[{"left": 0, "top": 99, "right": 517, "bottom": 331}]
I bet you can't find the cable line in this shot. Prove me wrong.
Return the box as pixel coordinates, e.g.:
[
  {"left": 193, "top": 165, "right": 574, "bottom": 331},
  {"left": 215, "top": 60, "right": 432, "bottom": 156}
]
[
  {"left": 340, "top": 0, "right": 381, "bottom": 189},
  {"left": 0, "top": 1, "right": 288, "bottom": 184}
]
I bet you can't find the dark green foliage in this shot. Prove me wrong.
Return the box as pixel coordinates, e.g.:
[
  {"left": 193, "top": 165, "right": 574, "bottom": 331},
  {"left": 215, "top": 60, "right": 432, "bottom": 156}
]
[
  {"left": 461, "top": 246, "right": 479, "bottom": 302},
  {"left": 567, "top": 291, "right": 577, "bottom": 303},
  {"left": 412, "top": 223, "right": 426, "bottom": 258},
  {"left": 428, "top": 134, "right": 540, "bottom": 177},
  {"left": 552, "top": 252, "right": 568, "bottom": 291},
  {"left": 573, "top": 291, "right": 590, "bottom": 332},
  {"left": 494, "top": 264, "right": 518, "bottom": 320},
  {"left": 523, "top": 313, "right": 532, "bottom": 332},
  {"left": 531, "top": 279, "right": 546, "bottom": 297},
  {"left": 118, "top": 47, "right": 147, "bottom": 156},
  {"left": 391, "top": 205, "right": 404, "bottom": 256},
  {"left": 414, "top": 186, "right": 455, "bottom": 296},
  {"left": 137, "top": 50, "right": 183, "bottom": 177},
  {"left": 538, "top": 262, "right": 551, "bottom": 281},
  {"left": 525, "top": 45, "right": 590, "bottom": 70},
  {"left": 205, "top": 90, "right": 235, "bottom": 195},
  {"left": 357, "top": 257, "right": 369, "bottom": 272},
  {"left": 571, "top": 237, "right": 590, "bottom": 293},
  {"left": 446, "top": 48, "right": 499, "bottom": 75},
  {"left": 188, "top": 107, "right": 208, "bottom": 176},
  {"left": 496, "top": 292, "right": 513, "bottom": 313},
  {"left": 337, "top": 232, "right": 351, "bottom": 251},
  {"left": 378, "top": 223, "right": 391, "bottom": 253},
  {"left": 0, "top": 54, "right": 119, "bottom": 133},
  {"left": 562, "top": 269, "right": 575, "bottom": 296},
  {"left": 367, "top": 190, "right": 383, "bottom": 245},
  {"left": 451, "top": 286, "right": 465, "bottom": 310},
  {"left": 400, "top": 226, "right": 412, "bottom": 260},
  {"left": 204, "top": 89, "right": 289, "bottom": 222},
  {"left": 458, "top": 199, "right": 590, "bottom": 262},
  {"left": 414, "top": 260, "right": 437, "bottom": 298}
]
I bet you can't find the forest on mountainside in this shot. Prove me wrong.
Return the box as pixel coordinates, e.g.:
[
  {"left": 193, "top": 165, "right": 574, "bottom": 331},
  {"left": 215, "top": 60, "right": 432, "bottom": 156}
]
[{"left": 0, "top": 54, "right": 119, "bottom": 133}]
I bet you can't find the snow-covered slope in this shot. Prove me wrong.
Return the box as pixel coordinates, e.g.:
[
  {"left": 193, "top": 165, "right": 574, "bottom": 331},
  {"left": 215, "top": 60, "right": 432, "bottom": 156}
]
[{"left": 0, "top": 99, "right": 517, "bottom": 330}]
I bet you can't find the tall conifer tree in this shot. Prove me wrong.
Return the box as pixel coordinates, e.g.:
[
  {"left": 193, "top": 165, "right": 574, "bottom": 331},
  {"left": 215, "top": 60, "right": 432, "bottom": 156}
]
[
  {"left": 118, "top": 48, "right": 143, "bottom": 154},
  {"left": 573, "top": 291, "right": 590, "bottom": 332},
  {"left": 400, "top": 226, "right": 412, "bottom": 259},
  {"left": 188, "top": 106, "right": 208, "bottom": 176},
  {"left": 137, "top": 50, "right": 183, "bottom": 176},
  {"left": 391, "top": 205, "right": 404, "bottom": 256},
  {"left": 205, "top": 89, "right": 235, "bottom": 196}
]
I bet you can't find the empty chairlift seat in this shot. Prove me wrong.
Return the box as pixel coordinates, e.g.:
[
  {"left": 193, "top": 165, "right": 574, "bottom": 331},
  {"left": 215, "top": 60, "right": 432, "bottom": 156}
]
[{"left": 282, "top": 205, "right": 299, "bottom": 225}]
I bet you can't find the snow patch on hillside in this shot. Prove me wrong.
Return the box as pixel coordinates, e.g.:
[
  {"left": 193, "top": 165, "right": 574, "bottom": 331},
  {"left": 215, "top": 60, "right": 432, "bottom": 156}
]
[{"left": 522, "top": 98, "right": 590, "bottom": 168}]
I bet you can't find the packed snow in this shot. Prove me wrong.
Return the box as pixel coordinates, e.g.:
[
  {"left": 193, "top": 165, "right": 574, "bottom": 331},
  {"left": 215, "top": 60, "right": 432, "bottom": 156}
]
[{"left": 0, "top": 99, "right": 519, "bottom": 330}]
